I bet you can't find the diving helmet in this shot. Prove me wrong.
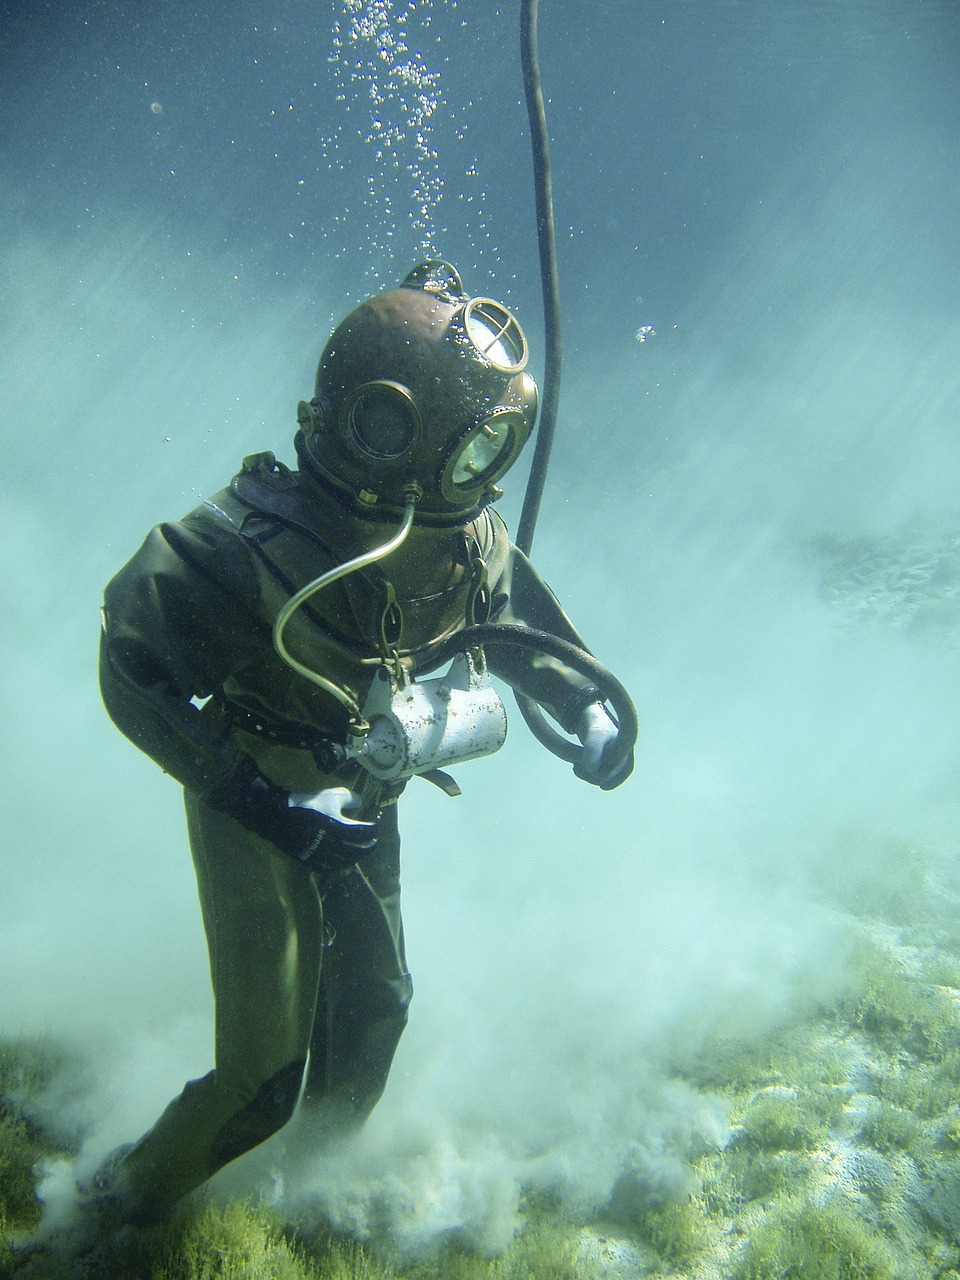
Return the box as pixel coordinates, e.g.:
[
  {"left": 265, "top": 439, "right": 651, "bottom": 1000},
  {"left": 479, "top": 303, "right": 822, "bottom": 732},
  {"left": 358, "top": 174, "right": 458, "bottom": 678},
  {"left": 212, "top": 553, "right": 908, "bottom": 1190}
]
[{"left": 295, "top": 260, "right": 538, "bottom": 524}]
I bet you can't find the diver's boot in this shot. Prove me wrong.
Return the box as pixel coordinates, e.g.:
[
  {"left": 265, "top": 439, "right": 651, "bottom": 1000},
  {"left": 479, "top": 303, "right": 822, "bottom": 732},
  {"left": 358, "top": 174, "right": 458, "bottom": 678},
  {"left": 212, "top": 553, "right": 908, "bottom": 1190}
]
[
  {"left": 12, "top": 1146, "right": 141, "bottom": 1278},
  {"left": 11, "top": 1207, "right": 134, "bottom": 1280}
]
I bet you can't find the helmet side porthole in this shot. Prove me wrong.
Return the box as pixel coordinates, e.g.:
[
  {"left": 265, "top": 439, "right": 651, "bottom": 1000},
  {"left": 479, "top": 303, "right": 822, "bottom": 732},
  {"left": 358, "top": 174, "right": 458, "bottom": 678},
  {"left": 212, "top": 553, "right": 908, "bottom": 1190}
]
[{"left": 341, "top": 381, "right": 421, "bottom": 463}]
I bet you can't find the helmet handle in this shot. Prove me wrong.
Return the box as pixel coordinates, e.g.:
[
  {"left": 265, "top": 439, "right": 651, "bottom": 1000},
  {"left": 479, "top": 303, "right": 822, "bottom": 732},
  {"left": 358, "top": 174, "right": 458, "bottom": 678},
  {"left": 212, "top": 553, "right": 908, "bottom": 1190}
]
[{"left": 401, "top": 260, "right": 465, "bottom": 301}]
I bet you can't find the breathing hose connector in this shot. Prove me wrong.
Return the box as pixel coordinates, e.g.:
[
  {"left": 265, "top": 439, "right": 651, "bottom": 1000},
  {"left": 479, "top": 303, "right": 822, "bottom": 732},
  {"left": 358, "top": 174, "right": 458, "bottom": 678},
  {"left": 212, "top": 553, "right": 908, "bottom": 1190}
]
[{"left": 272, "top": 484, "right": 422, "bottom": 716}]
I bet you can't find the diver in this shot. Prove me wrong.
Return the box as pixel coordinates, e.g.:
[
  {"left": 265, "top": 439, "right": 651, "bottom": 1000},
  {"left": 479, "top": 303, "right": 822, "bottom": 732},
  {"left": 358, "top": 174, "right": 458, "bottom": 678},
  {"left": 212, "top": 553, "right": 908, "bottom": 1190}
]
[{"left": 58, "top": 260, "right": 633, "bottom": 1259}]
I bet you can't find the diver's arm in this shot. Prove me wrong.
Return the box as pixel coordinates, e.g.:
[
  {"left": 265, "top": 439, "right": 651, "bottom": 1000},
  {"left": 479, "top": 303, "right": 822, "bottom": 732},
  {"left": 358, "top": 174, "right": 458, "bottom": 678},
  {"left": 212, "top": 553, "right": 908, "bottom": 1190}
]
[
  {"left": 478, "top": 528, "right": 633, "bottom": 787},
  {"left": 482, "top": 536, "right": 605, "bottom": 734},
  {"left": 99, "top": 515, "right": 264, "bottom": 794},
  {"left": 99, "top": 513, "right": 385, "bottom": 859}
]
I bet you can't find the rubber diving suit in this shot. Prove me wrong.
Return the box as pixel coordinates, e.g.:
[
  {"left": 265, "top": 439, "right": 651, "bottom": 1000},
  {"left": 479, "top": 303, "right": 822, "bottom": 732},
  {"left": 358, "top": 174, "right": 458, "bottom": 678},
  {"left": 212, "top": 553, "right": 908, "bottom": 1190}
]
[{"left": 95, "top": 262, "right": 629, "bottom": 1224}]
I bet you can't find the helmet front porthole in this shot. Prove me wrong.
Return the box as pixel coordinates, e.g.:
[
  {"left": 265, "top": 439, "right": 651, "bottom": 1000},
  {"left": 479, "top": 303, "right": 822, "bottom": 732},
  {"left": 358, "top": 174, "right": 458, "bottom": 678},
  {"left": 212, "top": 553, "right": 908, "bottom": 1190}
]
[
  {"left": 440, "top": 408, "right": 530, "bottom": 502},
  {"left": 452, "top": 422, "right": 510, "bottom": 485}
]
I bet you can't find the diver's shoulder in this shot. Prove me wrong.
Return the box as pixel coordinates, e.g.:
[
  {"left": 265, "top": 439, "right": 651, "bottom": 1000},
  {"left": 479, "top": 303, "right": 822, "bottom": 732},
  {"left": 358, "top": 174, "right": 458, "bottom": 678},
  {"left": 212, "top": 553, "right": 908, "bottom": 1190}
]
[
  {"left": 187, "top": 450, "right": 314, "bottom": 532},
  {"left": 470, "top": 506, "right": 517, "bottom": 583},
  {"left": 475, "top": 504, "right": 513, "bottom": 548}
]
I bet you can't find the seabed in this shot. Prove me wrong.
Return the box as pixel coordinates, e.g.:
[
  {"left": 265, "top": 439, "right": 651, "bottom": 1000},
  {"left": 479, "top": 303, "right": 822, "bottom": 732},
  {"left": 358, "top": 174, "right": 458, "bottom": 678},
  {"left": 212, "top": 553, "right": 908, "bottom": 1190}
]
[{"left": 5, "top": 828, "right": 960, "bottom": 1278}]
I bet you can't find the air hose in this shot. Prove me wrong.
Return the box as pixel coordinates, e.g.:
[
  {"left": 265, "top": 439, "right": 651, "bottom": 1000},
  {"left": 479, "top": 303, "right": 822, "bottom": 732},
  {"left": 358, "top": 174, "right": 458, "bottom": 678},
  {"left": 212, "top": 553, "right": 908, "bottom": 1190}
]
[
  {"left": 419, "top": 623, "right": 637, "bottom": 786},
  {"left": 272, "top": 1, "right": 636, "bottom": 784},
  {"left": 512, "top": 0, "right": 638, "bottom": 773},
  {"left": 272, "top": 488, "right": 420, "bottom": 719},
  {"left": 516, "top": 0, "right": 560, "bottom": 558}
]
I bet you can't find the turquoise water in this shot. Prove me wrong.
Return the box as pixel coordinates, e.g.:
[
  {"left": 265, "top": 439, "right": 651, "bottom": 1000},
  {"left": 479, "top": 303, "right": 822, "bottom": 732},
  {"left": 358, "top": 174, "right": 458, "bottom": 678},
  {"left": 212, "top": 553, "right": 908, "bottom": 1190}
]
[{"left": 2, "top": 1, "right": 960, "bottom": 1273}]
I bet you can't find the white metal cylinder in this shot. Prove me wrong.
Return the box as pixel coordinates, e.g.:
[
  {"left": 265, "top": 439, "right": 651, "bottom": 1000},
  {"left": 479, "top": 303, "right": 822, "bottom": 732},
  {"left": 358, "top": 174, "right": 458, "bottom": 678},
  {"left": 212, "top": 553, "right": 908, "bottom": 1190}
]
[{"left": 350, "top": 653, "right": 508, "bottom": 781}]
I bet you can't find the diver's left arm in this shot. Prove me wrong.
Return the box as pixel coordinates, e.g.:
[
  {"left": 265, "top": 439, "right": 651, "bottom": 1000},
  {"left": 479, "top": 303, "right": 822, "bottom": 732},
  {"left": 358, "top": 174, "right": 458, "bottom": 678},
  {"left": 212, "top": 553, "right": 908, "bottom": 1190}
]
[{"left": 479, "top": 517, "right": 632, "bottom": 788}]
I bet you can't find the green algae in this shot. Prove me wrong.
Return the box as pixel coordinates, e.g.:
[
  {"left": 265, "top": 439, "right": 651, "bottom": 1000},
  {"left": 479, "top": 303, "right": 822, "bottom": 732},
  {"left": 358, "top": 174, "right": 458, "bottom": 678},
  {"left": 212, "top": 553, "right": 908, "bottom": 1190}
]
[
  {"left": 733, "top": 1197, "right": 902, "bottom": 1280},
  {"left": 737, "top": 1091, "right": 823, "bottom": 1152},
  {"left": 634, "top": 1194, "right": 710, "bottom": 1269},
  {"left": 859, "top": 1101, "right": 920, "bottom": 1153},
  {"left": 0, "top": 1037, "right": 81, "bottom": 1234}
]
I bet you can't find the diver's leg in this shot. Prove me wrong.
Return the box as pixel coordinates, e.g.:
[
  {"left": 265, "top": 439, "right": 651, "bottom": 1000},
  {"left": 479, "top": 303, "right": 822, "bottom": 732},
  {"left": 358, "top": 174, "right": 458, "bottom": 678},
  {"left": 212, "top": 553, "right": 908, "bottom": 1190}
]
[
  {"left": 100, "top": 792, "right": 324, "bottom": 1222},
  {"left": 300, "top": 802, "right": 413, "bottom": 1138}
]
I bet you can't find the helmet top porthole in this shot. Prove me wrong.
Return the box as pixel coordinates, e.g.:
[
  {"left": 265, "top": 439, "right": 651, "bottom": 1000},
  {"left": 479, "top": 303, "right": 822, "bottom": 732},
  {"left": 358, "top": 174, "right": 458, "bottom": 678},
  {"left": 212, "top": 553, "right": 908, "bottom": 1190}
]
[{"left": 462, "top": 298, "right": 528, "bottom": 374}]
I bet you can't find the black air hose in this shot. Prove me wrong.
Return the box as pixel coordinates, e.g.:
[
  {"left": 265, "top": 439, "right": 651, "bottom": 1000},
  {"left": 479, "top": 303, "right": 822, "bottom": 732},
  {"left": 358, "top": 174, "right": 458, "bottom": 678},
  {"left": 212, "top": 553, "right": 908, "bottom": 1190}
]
[
  {"left": 420, "top": 624, "right": 637, "bottom": 786},
  {"left": 516, "top": 0, "right": 559, "bottom": 558},
  {"left": 513, "top": 0, "right": 638, "bottom": 772}
]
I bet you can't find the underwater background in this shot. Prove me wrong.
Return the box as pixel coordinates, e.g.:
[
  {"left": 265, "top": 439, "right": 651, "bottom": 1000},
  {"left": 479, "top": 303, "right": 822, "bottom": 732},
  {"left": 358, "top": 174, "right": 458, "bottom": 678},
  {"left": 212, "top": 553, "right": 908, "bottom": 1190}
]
[{"left": 3, "top": 1, "right": 960, "bottom": 1275}]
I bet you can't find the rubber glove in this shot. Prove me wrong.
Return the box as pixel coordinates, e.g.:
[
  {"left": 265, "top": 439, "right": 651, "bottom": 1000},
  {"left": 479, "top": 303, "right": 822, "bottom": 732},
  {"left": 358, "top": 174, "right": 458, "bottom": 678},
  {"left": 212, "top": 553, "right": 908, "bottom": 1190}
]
[
  {"left": 286, "top": 786, "right": 380, "bottom": 871},
  {"left": 205, "top": 758, "right": 379, "bottom": 870},
  {"left": 574, "top": 701, "right": 633, "bottom": 789}
]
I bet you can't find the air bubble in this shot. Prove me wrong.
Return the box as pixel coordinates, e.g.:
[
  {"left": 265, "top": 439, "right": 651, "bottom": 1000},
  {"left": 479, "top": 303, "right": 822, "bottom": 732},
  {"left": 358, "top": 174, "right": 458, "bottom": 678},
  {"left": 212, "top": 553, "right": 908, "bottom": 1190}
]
[{"left": 329, "top": 0, "right": 446, "bottom": 262}]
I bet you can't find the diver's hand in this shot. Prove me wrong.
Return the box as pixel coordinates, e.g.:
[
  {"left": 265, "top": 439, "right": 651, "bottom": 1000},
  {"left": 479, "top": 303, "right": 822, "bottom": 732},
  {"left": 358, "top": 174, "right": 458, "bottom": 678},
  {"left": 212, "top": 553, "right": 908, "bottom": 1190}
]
[
  {"left": 286, "top": 787, "right": 380, "bottom": 872},
  {"left": 574, "top": 702, "right": 633, "bottom": 790},
  {"left": 287, "top": 785, "right": 368, "bottom": 825},
  {"left": 204, "top": 759, "right": 379, "bottom": 870}
]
